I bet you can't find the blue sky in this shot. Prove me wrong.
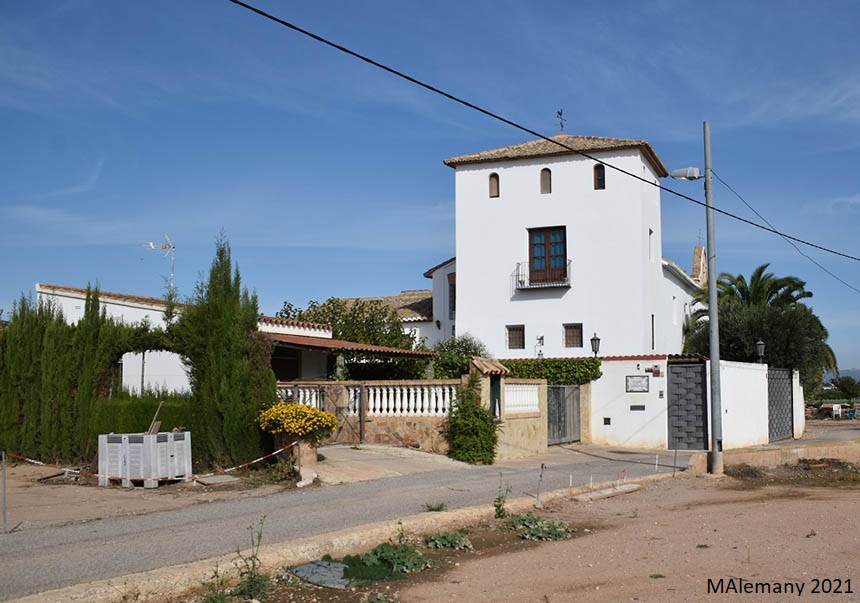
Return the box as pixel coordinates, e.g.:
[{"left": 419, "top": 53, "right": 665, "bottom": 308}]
[{"left": 3, "top": 1, "right": 860, "bottom": 368}]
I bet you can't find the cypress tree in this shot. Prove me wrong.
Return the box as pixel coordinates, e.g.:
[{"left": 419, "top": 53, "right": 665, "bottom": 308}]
[
  {"left": 40, "top": 317, "right": 80, "bottom": 460},
  {"left": 75, "top": 287, "right": 103, "bottom": 457},
  {"left": 173, "top": 235, "right": 273, "bottom": 466}
]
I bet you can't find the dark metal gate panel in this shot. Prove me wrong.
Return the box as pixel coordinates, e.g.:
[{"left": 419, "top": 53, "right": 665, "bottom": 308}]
[
  {"left": 547, "top": 385, "right": 580, "bottom": 445},
  {"left": 667, "top": 363, "right": 708, "bottom": 450},
  {"left": 768, "top": 368, "right": 794, "bottom": 442}
]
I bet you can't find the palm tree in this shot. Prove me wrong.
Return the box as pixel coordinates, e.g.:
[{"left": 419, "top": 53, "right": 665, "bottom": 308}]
[
  {"left": 684, "top": 264, "right": 835, "bottom": 392},
  {"left": 690, "top": 263, "right": 812, "bottom": 322},
  {"left": 715, "top": 263, "right": 812, "bottom": 307}
]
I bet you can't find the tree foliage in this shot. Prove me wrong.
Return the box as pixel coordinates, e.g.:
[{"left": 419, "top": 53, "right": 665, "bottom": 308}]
[
  {"left": 171, "top": 235, "right": 276, "bottom": 466},
  {"left": 432, "top": 334, "right": 489, "bottom": 379},
  {"left": 829, "top": 376, "right": 860, "bottom": 399},
  {"left": 0, "top": 290, "right": 167, "bottom": 462},
  {"left": 685, "top": 264, "right": 835, "bottom": 393},
  {"left": 280, "top": 297, "right": 425, "bottom": 379}
]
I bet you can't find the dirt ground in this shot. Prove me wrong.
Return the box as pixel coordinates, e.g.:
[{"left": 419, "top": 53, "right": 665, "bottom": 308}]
[
  {"left": 397, "top": 473, "right": 860, "bottom": 603},
  {"left": 0, "top": 462, "right": 285, "bottom": 531},
  {"left": 4, "top": 457, "right": 860, "bottom": 602}
]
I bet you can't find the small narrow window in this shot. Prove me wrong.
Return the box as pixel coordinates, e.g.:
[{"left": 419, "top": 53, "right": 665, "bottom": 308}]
[
  {"left": 540, "top": 168, "right": 552, "bottom": 194},
  {"left": 489, "top": 172, "right": 500, "bottom": 198},
  {"left": 506, "top": 325, "right": 525, "bottom": 350},
  {"left": 649, "top": 228, "right": 654, "bottom": 261},
  {"left": 447, "top": 272, "right": 456, "bottom": 320},
  {"left": 651, "top": 314, "right": 656, "bottom": 350},
  {"left": 563, "top": 323, "right": 583, "bottom": 348},
  {"left": 594, "top": 164, "right": 606, "bottom": 190}
]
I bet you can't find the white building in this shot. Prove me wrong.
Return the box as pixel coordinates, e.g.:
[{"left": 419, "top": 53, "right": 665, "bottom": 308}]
[
  {"left": 439, "top": 133, "right": 701, "bottom": 358},
  {"left": 36, "top": 283, "right": 333, "bottom": 393}
]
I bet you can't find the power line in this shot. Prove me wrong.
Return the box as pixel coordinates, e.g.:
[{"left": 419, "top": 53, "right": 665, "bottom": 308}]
[
  {"left": 713, "top": 170, "right": 860, "bottom": 296},
  {"left": 225, "top": 0, "right": 860, "bottom": 263}
]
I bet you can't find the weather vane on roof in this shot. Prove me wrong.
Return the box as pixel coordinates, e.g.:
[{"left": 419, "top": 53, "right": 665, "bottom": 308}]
[{"left": 557, "top": 108, "right": 566, "bottom": 132}]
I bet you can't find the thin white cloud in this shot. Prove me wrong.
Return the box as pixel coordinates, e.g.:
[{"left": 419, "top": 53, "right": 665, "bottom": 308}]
[
  {"left": 33, "top": 153, "right": 104, "bottom": 200},
  {"left": 804, "top": 193, "right": 860, "bottom": 215}
]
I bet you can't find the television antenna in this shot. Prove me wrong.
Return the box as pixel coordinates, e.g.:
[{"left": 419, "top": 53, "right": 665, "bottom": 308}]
[{"left": 145, "top": 234, "right": 176, "bottom": 295}]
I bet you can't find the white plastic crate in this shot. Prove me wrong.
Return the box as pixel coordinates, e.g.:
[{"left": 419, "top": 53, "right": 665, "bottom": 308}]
[{"left": 98, "top": 432, "right": 192, "bottom": 488}]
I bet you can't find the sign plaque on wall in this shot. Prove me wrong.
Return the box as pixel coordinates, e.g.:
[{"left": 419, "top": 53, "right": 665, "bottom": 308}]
[{"left": 626, "top": 375, "right": 650, "bottom": 393}]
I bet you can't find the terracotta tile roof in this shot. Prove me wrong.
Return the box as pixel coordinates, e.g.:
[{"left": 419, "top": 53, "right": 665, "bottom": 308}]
[
  {"left": 423, "top": 257, "right": 456, "bottom": 278},
  {"left": 257, "top": 314, "right": 332, "bottom": 332},
  {"left": 470, "top": 356, "right": 510, "bottom": 375},
  {"left": 266, "top": 332, "right": 434, "bottom": 358},
  {"left": 443, "top": 133, "right": 668, "bottom": 177},
  {"left": 37, "top": 283, "right": 174, "bottom": 309},
  {"left": 342, "top": 290, "right": 433, "bottom": 323}
]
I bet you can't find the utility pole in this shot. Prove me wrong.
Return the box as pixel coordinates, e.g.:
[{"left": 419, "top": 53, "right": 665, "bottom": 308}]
[
  {"left": 703, "top": 121, "right": 723, "bottom": 475},
  {"left": 670, "top": 121, "right": 723, "bottom": 475}
]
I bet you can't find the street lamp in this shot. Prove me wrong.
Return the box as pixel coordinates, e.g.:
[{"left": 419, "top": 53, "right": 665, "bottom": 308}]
[
  {"left": 590, "top": 332, "right": 600, "bottom": 358},
  {"left": 756, "top": 340, "right": 766, "bottom": 364},
  {"left": 670, "top": 120, "right": 723, "bottom": 475}
]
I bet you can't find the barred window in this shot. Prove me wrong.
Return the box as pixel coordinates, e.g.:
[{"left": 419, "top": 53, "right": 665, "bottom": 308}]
[
  {"left": 563, "top": 323, "right": 583, "bottom": 348},
  {"left": 506, "top": 324, "right": 525, "bottom": 350}
]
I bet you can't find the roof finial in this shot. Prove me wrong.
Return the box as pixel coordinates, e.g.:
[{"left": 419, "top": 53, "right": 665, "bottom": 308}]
[{"left": 556, "top": 108, "right": 566, "bottom": 132}]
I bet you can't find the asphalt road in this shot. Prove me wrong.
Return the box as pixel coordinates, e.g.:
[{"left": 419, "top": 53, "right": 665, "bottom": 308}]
[{"left": 0, "top": 446, "right": 691, "bottom": 601}]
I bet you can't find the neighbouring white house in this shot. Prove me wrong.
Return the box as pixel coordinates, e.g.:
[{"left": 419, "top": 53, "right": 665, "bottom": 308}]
[
  {"left": 341, "top": 289, "right": 440, "bottom": 347},
  {"left": 438, "top": 133, "right": 702, "bottom": 359},
  {"left": 35, "top": 283, "right": 430, "bottom": 394}
]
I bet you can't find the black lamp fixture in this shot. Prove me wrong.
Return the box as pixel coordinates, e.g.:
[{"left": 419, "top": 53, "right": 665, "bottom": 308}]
[
  {"left": 590, "top": 332, "right": 600, "bottom": 358},
  {"left": 756, "top": 339, "right": 765, "bottom": 364}
]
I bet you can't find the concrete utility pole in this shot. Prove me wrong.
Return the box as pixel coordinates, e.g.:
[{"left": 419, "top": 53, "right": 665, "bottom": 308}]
[
  {"left": 703, "top": 121, "right": 723, "bottom": 475},
  {"left": 670, "top": 121, "right": 723, "bottom": 475}
]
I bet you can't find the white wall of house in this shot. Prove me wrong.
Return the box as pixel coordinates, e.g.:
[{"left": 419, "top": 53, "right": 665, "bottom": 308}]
[
  {"left": 660, "top": 261, "right": 699, "bottom": 353},
  {"left": 452, "top": 149, "right": 686, "bottom": 359},
  {"left": 588, "top": 357, "right": 669, "bottom": 449},
  {"left": 121, "top": 350, "right": 190, "bottom": 394},
  {"left": 36, "top": 284, "right": 335, "bottom": 394},
  {"left": 426, "top": 259, "right": 456, "bottom": 348},
  {"left": 404, "top": 320, "right": 438, "bottom": 349}
]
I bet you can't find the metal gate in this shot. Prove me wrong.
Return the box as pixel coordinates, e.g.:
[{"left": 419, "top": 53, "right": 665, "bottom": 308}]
[
  {"left": 547, "top": 385, "right": 580, "bottom": 445},
  {"left": 767, "top": 368, "right": 794, "bottom": 442},
  {"left": 667, "top": 363, "right": 708, "bottom": 450}
]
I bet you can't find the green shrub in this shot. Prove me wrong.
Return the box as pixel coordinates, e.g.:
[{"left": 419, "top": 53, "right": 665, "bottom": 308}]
[
  {"left": 91, "top": 393, "right": 191, "bottom": 435},
  {"left": 432, "top": 334, "right": 490, "bottom": 379},
  {"left": 445, "top": 374, "right": 500, "bottom": 464},
  {"left": 342, "top": 542, "right": 431, "bottom": 581},
  {"left": 424, "top": 531, "right": 473, "bottom": 551},
  {"left": 504, "top": 512, "right": 574, "bottom": 541},
  {"left": 501, "top": 357, "right": 601, "bottom": 385}
]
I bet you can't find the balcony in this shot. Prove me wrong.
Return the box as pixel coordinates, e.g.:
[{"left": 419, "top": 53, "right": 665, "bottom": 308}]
[{"left": 512, "top": 260, "right": 572, "bottom": 290}]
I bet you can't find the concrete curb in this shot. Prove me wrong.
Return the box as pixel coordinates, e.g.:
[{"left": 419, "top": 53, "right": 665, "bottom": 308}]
[
  {"left": 10, "top": 472, "right": 678, "bottom": 602},
  {"left": 686, "top": 438, "right": 860, "bottom": 474}
]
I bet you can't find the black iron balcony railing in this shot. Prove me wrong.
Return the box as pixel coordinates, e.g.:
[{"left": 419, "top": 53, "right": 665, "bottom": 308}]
[{"left": 512, "top": 259, "right": 571, "bottom": 289}]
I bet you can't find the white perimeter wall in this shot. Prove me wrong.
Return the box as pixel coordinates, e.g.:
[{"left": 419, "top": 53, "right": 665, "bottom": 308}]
[
  {"left": 792, "top": 369, "right": 806, "bottom": 438},
  {"left": 716, "top": 361, "right": 769, "bottom": 449},
  {"left": 588, "top": 358, "right": 791, "bottom": 451},
  {"left": 454, "top": 150, "right": 668, "bottom": 359},
  {"left": 589, "top": 358, "right": 669, "bottom": 449}
]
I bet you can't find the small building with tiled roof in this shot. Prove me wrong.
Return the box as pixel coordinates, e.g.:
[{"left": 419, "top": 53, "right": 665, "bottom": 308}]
[{"left": 35, "top": 283, "right": 431, "bottom": 391}]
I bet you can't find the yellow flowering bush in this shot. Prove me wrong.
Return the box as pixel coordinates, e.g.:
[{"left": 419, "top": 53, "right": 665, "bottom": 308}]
[{"left": 257, "top": 402, "right": 337, "bottom": 446}]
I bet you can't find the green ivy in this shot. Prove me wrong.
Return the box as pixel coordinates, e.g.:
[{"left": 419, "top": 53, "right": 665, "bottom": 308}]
[{"left": 501, "top": 357, "right": 601, "bottom": 385}]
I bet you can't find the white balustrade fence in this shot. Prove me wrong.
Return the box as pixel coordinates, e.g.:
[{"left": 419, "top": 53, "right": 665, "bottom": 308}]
[
  {"left": 277, "top": 384, "right": 324, "bottom": 408},
  {"left": 504, "top": 382, "right": 540, "bottom": 414},
  {"left": 347, "top": 382, "right": 458, "bottom": 416}
]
